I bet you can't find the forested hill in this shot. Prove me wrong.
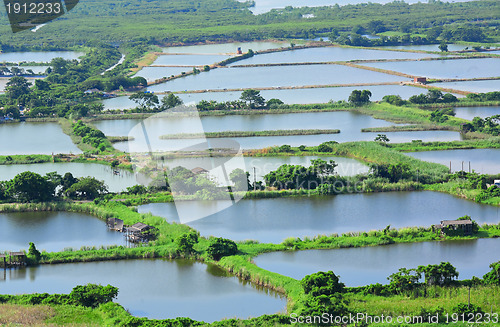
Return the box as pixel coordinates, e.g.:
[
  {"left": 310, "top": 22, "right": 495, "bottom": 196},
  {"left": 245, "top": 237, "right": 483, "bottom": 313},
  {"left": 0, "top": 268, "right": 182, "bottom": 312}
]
[{"left": 0, "top": 0, "right": 498, "bottom": 49}]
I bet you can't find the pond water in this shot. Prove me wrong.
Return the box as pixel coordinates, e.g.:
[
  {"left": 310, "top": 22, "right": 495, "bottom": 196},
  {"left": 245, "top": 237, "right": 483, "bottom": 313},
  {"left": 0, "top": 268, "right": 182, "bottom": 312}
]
[
  {"left": 159, "top": 155, "right": 369, "bottom": 181},
  {"left": 0, "top": 211, "right": 124, "bottom": 252},
  {"left": 380, "top": 44, "right": 467, "bottom": 52},
  {"left": 361, "top": 58, "right": 500, "bottom": 79},
  {"left": 244, "top": 0, "right": 478, "bottom": 14},
  {"left": 405, "top": 149, "right": 500, "bottom": 175},
  {"left": 152, "top": 54, "right": 232, "bottom": 66},
  {"left": 162, "top": 41, "right": 291, "bottom": 54},
  {"left": 254, "top": 238, "right": 500, "bottom": 286},
  {"left": 138, "top": 191, "right": 500, "bottom": 243},
  {"left": 453, "top": 106, "right": 500, "bottom": 121},
  {"left": 0, "top": 122, "right": 81, "bottom": 155},
  {"left": 92, "top": 111, "right": 462, "bottom": 152},
  {"left": 0, "top": 162, "right": 148, "bottom": 192},
  {"left": 432, "top": 80, "right": 500, "bottom": 93},
  {"left": 0, "top": 259, "right": 286, "bottom": 322},
  {"left": 93, "top": 111, "right": 394, "bottom": 136},
  {"left": 101, "top": 84, "right": 433, "bottom": 110},
  {"left": 0, "top": 51, "right": 84, "bottom": 63},
  {"left": 146, "top": 64, "right": 408, "bottom": 92},
  {"left": 135, "top": 66, "right": 192, "bottom": 82},
  {"left": 228, "top": 47, "right": 439, "bottom": 65}
]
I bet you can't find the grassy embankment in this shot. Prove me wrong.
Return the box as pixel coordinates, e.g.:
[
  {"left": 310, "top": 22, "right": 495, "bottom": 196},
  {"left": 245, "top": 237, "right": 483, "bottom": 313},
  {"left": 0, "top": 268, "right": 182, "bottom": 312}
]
[
  {"left": 1, "top": 199, "right": 500, "bottom": 325},
  {"left": 159, "top": 129, "right": 340, "bottom": 139}
]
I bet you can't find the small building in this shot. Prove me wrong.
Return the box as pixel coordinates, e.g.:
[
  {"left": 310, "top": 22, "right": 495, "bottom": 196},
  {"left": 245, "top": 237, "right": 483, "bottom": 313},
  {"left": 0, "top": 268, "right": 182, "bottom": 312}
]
[
  {"left": 107, "top": 218, "right": 124, "bottom": 232},
  {"left": 414, "top": 77, "right": 427, "bottom": 84},
  {"left": 191, "top": 167, "right": 209, "bottom": 175},
  {"left": 494, "top": 180, "right": 500, "bottom": 187},
  {"left": 436, "top": 219, "right": 473, "bottom": 235},
  {"left": 0, "top": 254, "right": 6, "bottom": 268},
  {"left": 126, "top": 223, "right": 156, "bottom": 243},
  {"left": 8, "top": 252, "right": 26, "bottom": 266}
]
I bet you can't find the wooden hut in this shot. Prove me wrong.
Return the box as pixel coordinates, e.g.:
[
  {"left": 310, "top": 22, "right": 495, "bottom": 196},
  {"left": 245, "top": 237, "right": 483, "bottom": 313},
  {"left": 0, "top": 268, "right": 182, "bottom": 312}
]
[
  {"left": 9, "top": 252, "right": 26, "bottom": 266},
  {"left": 126, "top": 223, "right": 156, "bottom": 242},
  {"left": 436, "top": 219, "right": 473, "bottom": 235}
]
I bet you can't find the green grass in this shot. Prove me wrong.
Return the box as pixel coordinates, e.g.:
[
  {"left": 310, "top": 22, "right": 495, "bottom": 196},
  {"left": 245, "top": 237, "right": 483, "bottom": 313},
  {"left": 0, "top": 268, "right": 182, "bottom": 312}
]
[
  {"left": 388, "top": 138, "right": 500, "bottom": 152},
  {"left": 347, "top": 286, "right": 500, "bottom": 319},
  {"left": 0, "top": 154, "right": 53, "bottom": 165},
  {"left": 361, "top": 125, "right": 457, "bottom": 132},
  {"left": 159, "top": 129, "right": 340, "bottom": 139}
]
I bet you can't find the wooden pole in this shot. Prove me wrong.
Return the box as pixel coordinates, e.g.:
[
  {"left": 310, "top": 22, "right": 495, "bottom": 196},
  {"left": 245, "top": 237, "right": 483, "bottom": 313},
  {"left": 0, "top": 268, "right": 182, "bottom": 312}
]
[
  {"left": 469, "top": 161, "right": 471, "bottom": 173},
  {"left": 449, "top": 161, "right": 452, "bottom": 173},
  {"left": 253, "top": 167, "right": 256, "bottom": 191}
]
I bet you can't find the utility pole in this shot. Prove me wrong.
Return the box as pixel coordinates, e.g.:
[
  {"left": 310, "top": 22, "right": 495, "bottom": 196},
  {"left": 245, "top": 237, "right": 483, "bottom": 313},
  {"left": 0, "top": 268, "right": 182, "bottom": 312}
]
[
  {"left": 253, "top": 167, "right": 256, "bottom": 191},
  {"left": 462, "top": 161, "right": 464, "bottom": 172}
]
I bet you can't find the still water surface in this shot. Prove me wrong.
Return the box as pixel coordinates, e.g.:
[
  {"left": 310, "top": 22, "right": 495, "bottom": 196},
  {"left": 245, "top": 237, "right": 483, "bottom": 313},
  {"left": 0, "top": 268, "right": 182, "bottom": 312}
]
[
  {"left": 146, "top": 64, "right": 408, "bottom": 92},
  {"left": 92, "top": 112, "right": 461, "bottom": 151},
  {"left": 0, "top": 122, "right": 81, "bottom": 155},
  {"left": 361, "top": 58, "right": 500, "bottom": 79},
  {"left": 229, "top": 47, "right": 439, "bottom": 65},
  {"left": 432, "top": 80, "right": 500, "bottom": 93},
  {"left": 453, "top": 106, "right": 500, "bottom": 121},
  {"left": 0, "top": 211, "right": 124, "bottom": 252},
  {"left": 0, "top": 259, "right": 286, "bottom": 321},
  {"left": 254, "top": 238, "right": 500, "bottom": 286},
  {"left": 138, "top": 191, "right": 500, "bottom": 243},
  {"left": 406, "top": 149, "right": 500, "bottom": 175}
]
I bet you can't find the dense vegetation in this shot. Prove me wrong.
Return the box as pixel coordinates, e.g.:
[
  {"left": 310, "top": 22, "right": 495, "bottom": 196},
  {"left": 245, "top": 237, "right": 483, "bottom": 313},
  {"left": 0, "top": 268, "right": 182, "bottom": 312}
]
[{"left": 0, "top": 0, "right": 498, "bottom": 47}]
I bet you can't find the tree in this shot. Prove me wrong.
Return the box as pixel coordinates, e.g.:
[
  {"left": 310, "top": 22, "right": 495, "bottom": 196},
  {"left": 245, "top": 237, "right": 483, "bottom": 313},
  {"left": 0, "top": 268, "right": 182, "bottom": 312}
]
[
  {"left": 382, "top": 95, "right": 405, "bottom": 106},
  {"left": 278, "top": 144, "right": 293, "bottom": 152},
  {"left": 28, "top": 242, "right": 41, "bottom": 261},
  {"left": 161, "top": 93, "right": 183, "bottom": 110},
  {"left": 299, "top": 271, "right": 349, "bottom": 322},
  {"left": 129, "top": 92, "right": 159, "bottom": 110},
  {"left": 348, "top": 90, "right": 372, "bottom": 106},
  {"left": 416, "top": 262, "right": 459, "bottom": 286},
  {"left": 388, "top": 268, "right": 421, "bottom": 293},
  {"left": 176, "top": 231, "right": 199, "bottom": 254},
  {"left": 266, "top": 98, "right": 284, "bottom": 108},
  {"left": 126, "top": 185, "right": 147, "bottom": 194},
  {"left": 370, "top": 163, "right": 412, "bottom": 183},
  {"left": 483, "top": 261, "right": 500, "bottom": 285},
  {"left": 229, "top": 168, "right": 251, "bottom": 192},
  {"left": 438, "top": 42, "right": 448, "bottom": 52},
  {"left": 301, "top": 271, "right": 345, "bottom": 297},
  {"left": 70, "top": 284, "right": 118, "bottom": 308},
  {"left": 207, "top": 237, "right": 238, "bottom": 260},
  {"left": 6, "top": 171, "right": 54, "bottom": 202},
  {"left": 374, "top": 134, "right": 390, "bottom": 143},
  {"left": 62, "top": 172, "right": 78, "bottom": 192},
  {"left": 317, "top": 142, "right": 333, "bottom": 152},
  {"left": 65, "top": 177, "right": 108, "bottom": 200},
  {"left": 5, "top": 76, "right": 32, "bottom": 100},
  {"left": 240, "top": 89, "right": 265, "bottom": 108}
]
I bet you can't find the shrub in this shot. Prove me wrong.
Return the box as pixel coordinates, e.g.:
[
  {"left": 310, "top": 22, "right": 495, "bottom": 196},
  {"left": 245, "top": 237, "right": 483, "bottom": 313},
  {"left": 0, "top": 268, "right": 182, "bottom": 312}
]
[{"left": 207, "top": 237, "right": 238, "bottom": 260}]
